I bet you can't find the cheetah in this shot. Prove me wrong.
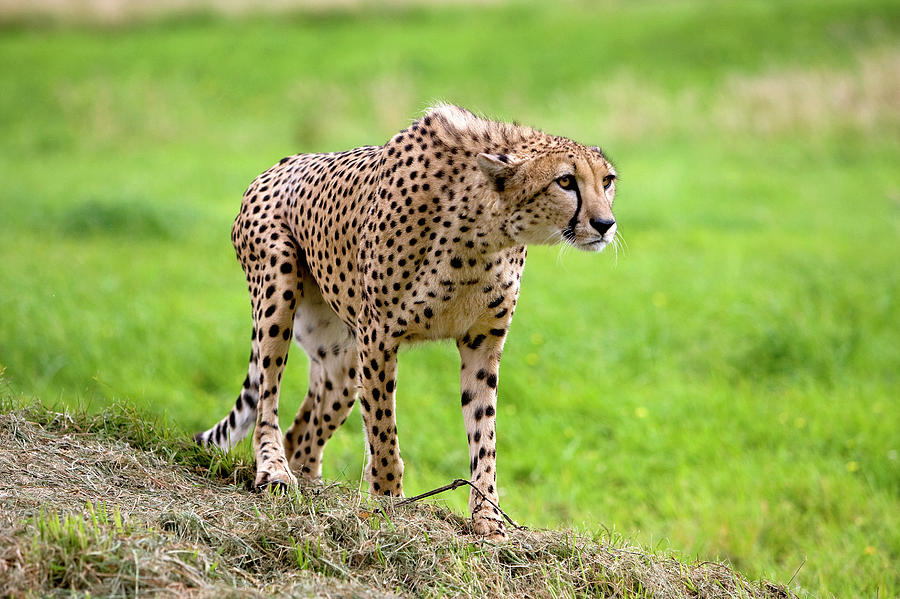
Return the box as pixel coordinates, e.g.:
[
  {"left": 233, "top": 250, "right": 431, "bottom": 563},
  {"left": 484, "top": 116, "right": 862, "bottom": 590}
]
[{"left": 196, "top": 104, "right": 618, "bottom": 539}]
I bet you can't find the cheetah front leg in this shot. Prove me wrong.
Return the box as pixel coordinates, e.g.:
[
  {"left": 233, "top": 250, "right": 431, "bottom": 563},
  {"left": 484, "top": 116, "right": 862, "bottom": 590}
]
[
  {"left": 357, "top": 308, "right": 404, "bottom": 497},
  {"left": 458, "top": 327, "right": 509, "bottom": 541}
]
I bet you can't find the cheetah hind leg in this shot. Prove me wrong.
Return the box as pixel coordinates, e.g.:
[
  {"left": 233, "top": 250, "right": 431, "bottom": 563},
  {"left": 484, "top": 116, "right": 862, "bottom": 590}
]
[
  {"left": 237, "top": 232, "right": 305, "bottom": 491},
  {"left": 283, "top": 283, "right": 358, "bottom": 479},
  {"left": 195, "top": 272, "right": 357, "bottom": 485}
]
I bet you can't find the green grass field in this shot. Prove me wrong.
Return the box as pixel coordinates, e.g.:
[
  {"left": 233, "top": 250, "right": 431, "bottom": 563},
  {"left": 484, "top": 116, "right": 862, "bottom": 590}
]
[{"left": 1, "top": 1, "right": 898, "bottom": 596}]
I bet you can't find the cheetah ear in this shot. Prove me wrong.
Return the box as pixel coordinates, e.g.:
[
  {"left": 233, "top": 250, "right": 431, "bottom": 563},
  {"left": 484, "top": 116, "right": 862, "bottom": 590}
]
[{"left": 477, "top": 153, "right": 523, "bottom": 192}]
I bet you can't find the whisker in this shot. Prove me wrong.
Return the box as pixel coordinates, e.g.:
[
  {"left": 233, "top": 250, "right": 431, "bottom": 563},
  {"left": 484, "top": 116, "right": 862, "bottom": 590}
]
[
  {"left": 615, "top": 229, "right": 630, "bottom": 254},
  {"left": 545, "top": 231, "right": 568, "bottom": 266},
  {"left": 539, "top": 229, "right": 575, "bottom": 266}
]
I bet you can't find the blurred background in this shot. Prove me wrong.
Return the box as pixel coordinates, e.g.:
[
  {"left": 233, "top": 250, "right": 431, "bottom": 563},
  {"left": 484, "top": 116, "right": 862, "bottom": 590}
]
[{"left": 0, "top": 0, "right": 897, "bottom": 595}]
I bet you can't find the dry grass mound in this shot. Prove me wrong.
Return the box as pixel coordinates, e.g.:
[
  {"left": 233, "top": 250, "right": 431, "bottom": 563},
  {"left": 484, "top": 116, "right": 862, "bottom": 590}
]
[{"left": 0, "top": 397, "right": 795, "bottom": 598}]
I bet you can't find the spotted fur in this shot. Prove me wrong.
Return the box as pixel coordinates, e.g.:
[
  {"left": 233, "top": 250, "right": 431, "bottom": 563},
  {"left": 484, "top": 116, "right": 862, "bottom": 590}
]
[{"left": 196, "top": 104, "right": 618, "bottom": 539}]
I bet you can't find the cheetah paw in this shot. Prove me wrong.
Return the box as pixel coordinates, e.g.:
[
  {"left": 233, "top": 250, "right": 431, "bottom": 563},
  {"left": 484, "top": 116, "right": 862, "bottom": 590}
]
[
  {"left": 473, "top": 517, "right": 508, "bottom": 543},
  {"left": 255, "top": 464, "right": 297, "bottom": 492}
]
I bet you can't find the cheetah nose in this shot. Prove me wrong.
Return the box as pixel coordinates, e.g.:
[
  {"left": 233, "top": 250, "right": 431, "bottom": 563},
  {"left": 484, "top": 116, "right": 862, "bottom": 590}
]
[{"left": 589, "top": 218, "right": 616, "bottom": 236}]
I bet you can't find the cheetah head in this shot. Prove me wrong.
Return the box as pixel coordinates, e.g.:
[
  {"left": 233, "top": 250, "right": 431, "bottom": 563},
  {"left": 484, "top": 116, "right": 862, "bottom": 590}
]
[{"left": 477, "top": 147, "right": 617, "bottom": 252}]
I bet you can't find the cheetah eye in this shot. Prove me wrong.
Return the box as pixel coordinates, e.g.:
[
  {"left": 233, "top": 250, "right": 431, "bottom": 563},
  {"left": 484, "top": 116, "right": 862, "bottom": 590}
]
[
  {"left": 556, "top": 175, "right": 577, "bottom": 191},
  {"left": 603, "top": 174, "right": 616, "bottom": 190}
]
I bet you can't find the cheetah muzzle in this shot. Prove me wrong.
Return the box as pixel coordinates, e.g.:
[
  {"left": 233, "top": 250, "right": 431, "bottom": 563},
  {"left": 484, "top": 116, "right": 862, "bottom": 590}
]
[{"left": 196, "top": 104, "right": 618, "bottom": 541}]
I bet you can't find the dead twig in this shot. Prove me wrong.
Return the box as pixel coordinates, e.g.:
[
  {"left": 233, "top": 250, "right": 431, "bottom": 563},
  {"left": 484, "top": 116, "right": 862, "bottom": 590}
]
[{"left": 392, "top": 478, "right": 524, "bottom": 530}]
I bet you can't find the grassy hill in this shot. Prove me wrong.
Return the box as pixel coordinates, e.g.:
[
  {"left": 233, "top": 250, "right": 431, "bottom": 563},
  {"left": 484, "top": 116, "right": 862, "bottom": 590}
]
[
  {"left": 0, "top": 1, "right": 898, "bottom": 596},
  {"left": 0, "top": 397, "right": 796, "bottom": 598}
]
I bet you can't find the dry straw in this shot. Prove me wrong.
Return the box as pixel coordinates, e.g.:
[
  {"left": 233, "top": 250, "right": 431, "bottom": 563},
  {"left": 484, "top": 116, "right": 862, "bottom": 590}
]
[{"left": 0, "top": 401, "right": 796, "bottom": 598}]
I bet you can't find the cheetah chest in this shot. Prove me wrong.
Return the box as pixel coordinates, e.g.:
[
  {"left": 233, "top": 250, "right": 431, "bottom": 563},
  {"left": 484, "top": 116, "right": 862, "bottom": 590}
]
[{"left": 388, "top": 252, "right": 525, "bottom": 343}]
